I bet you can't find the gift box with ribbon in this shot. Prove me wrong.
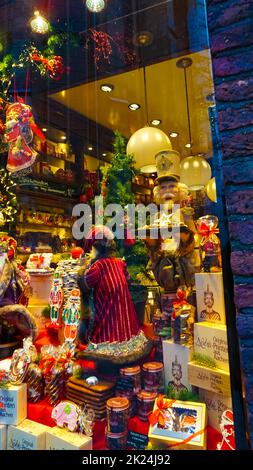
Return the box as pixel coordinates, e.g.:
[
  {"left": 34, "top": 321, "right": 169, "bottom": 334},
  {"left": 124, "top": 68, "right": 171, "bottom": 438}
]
[{"left": 148, "top": 395, "right": 207, "bottom": 450}]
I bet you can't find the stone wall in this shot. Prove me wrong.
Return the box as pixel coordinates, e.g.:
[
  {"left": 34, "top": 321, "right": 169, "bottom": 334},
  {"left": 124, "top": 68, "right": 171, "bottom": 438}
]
[{"left": 207, "top": 0, "right": 253, "bottom": 448}]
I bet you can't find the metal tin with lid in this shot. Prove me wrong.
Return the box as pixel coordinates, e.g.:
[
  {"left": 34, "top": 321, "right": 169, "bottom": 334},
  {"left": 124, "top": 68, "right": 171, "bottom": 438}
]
[
  {"left": 105, "top": 427, "right": 128, "bottom": 450},
  {"left": 120, "top": 365, "right": 141, "bottom": 394},
  {"left": 106, "top": 397, "right": 129, "bottom": 433},
  {"left": 142, "top": 362, "right": 164, "bottom": 393},
  {"left": 137, "top": 390, "right": 157, "bottom": 421}
]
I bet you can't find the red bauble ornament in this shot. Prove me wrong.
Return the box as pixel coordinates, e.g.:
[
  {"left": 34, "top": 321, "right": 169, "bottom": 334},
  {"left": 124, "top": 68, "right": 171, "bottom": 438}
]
[
  {"left": 86, "top": 186, "right": 94, "bottom": 200},
  {"left": 71, "top": 246, "right": 84, "bottom": 259},
  {"left": 79, "top": 194, "right": 88, "bottom": 203}
]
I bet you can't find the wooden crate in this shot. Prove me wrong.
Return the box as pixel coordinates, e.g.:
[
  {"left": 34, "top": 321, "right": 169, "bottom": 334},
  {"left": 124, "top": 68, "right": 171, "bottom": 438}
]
[{"left": 188, "top": 362, "right": 231, "bottom": 396}]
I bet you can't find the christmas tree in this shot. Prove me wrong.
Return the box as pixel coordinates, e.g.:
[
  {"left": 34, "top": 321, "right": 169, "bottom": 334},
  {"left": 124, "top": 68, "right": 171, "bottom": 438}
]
[
  {"left": 102, "top": 131, "right": 149, "bottom": 280},
  {"left": 0, "top": 168, "right": 18, "bottom": 231}
]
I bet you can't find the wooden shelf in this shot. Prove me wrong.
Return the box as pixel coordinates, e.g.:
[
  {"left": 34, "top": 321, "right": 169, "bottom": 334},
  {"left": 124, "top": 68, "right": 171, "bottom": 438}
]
[
  {"left": 38, "top": 152, "right": 76, "bottom": 165},
  {"left": 15, "top": 188, "right": 79, "bottom": 209},
  {"left": 31, "top": 172, "right": 78, "bottom": 189},
  {"left": 18, "top": 222, "right": 72, "bottom": 231}
]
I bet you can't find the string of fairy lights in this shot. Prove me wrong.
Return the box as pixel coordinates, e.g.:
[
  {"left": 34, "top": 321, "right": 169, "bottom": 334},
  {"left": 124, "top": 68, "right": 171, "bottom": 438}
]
[{"left": 0, "top": 168, "right": 17, "bottom": 225}]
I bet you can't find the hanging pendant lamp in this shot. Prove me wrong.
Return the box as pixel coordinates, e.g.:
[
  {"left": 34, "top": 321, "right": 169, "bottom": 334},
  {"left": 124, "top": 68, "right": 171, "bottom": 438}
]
[
  {"left": 85, "top": 0, "right": 107, "bottom": 13},
  {"left": 127, "top": 67, "right": 172, "bottom": 173},
  {"left": 177, "top": 57, "right": 212, "bottom": 190}
]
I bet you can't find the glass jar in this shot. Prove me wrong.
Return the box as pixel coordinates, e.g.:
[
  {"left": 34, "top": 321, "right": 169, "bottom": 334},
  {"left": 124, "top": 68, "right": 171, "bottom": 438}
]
[
  {"left": 115, "top": 390, "right": 136, "bottom": 417},
  {"left": 119, "top": 365, "right": 141, "bottom": 394},
  {"left": 197, "top": 215, "right": 222, "bottom": 272},
  {"left": 142, "top": 362, "right": 164, "bottom": 393},
  {"left": 137, "top": 391, "right": 157, "bottom": 421},
  {"left": 106, "top": 397, "right": 129, "bottom": 433},
  {"left": 105, "top": 428, "right": 128, "bottom": 450},
  {"left": 152, "top": 310, "right": 167, "bottom": 335}
]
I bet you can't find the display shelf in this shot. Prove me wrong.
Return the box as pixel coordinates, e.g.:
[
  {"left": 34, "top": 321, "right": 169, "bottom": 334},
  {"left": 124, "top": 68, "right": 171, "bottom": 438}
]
[
  {"left": 31, "top": 172, "right": 78, "bottom": 189},
  {"left": 15, "top": 188, "right": 79, "bottom": 209},
  {"left": 18, "top": 222, "right": 72, "bottom": 231},
  {"left": 132, "top": 183, "right": 152, "bottom": 195},
  {"left": 37, "top": 152, "right": 76, "bottom": 166}
]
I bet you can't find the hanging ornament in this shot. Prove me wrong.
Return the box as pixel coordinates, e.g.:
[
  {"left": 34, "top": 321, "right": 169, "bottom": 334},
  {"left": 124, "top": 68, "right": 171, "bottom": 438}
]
[
  {"left": 127, "top": 127, "right": 172, "bottom": 173},
  {"left": 31, "top": 52, "right": 65, "bottom": 81},
  {"left": 49, "top": 273, "right": 64, "bottom": 326},
  {"left": 4, "top": 100, "right": 45, "bottom": 174},
  {"left": 62, "top": 289, "right": 81, "bottom": 342},
  {"left": 9, "top": 337, "right": 37, "bottom": 385},
  {"left": 85, "top": 0, "right": 107, "bottom": 13},
  {"left": 30, "top": 11, "right": 50, "bottom": 35},
  {"left": 26, "top": 363, "right": 44, "bottom": 403},
  {"left": 205, "top": 177, "right": 217, "bottom": 203},
  {"left": 180, "top": 155, "right": 212, "bottom": 190}
]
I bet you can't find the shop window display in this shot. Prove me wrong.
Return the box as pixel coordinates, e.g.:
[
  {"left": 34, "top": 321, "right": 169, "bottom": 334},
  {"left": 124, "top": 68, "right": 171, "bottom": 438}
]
[{"left": 0, "top": 0, "right": 249, "bottom": 453}]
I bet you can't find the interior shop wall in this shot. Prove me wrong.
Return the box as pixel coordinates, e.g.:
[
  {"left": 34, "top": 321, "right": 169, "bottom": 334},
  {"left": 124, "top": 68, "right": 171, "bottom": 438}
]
[
  {"left": 207, "top": 0, "right": 253, "bottom": 448},
  {"left": 84, "top": 155, "right": 109, "bottom": 172}
]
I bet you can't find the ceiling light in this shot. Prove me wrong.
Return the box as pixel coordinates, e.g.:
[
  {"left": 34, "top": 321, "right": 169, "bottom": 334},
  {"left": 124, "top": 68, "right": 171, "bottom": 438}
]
[
  {"left": 169, "top": 132, "right": 179, "bottom": 138},
  {"left": 128, "top": 103, "right": 141, "bottom": 111},
  {"left": 185, "top": 143, "right": 192, "bottom": 148},
  {"left": 88, "top": 146, "right": 93, "bottom": 151},
  {"left": 151, "top": 119, "right": 161, "bottom": 126},
  {"left": 42, "top": 128, "right": 47, "bottom": 132},
  {"left": 85, "top": 0, "right": 106, "bottom": 13},
  {"left": 102, "top": 153, "right": 107, "bottom": 157},
  {"left": 61, "top": 136, "right": 67, "bottom": 140},
  {"left": 100, "top": 84, "right": 114, "bottom": 93},
  {"left": 30, "top": 11, "right": 50, "bottom": 34},
  {"left": 133, "top": 31, "right": 154, "bottom": 47}
]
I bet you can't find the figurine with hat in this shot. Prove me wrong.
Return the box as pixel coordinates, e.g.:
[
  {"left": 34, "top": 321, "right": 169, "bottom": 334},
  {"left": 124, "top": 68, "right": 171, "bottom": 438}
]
[
  {"left": 77, "top": 225, "right": 150, "bottom": 363},
  {"left": 145, "top": 150, "right": 196, "bottom": 290}
]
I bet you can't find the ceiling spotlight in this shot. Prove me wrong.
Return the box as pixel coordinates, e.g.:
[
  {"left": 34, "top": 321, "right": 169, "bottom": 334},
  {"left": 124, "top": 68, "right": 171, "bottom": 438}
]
[
  {"left": 30, "top": 11, "right": 50, "bottom": 34},
  {"left": 128, "top": 103, "right": 141, "bottom": 111},
  {"left": 151, "top": 119, "right": 161, "bottom": 126},
  {"left": 100, "top": 84, "right": 114, "bottom": 93},
  {"left": 169, "top": 132, "right": 179, "bottom": 138},
  {"left": 185, "top": 143, "right": 192, "bottom": 148},
  {"left": 133, "top": 31, "right": 154, "bottom": 47},
  {"left": 102, "top": 153, "right": 107, "bottom": 157},
  {"left": 42, "top": 128, "right": 47, "bottom": 132},
  {"left": 61, "top": 136, "right": 67, "bottom": 140},
  {"left": 88, "top": 146, "right": 93, "bottom": 151},
  {"left": 85, "top": 0, "right": 106, "bottom": 13}
]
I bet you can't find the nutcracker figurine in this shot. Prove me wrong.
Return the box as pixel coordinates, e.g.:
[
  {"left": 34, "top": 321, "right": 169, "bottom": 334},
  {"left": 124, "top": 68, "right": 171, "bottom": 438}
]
[
  {"left": 49, "top": 273, "right": 63, "bottom": 325},
  {"left": 62, "top": 288, "right": 81, "bottom": 342}
]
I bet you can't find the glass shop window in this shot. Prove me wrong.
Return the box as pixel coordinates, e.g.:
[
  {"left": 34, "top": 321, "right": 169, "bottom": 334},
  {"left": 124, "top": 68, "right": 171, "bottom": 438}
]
[{"left": 0, "top": 0, "right": 246, "bottom": 451}]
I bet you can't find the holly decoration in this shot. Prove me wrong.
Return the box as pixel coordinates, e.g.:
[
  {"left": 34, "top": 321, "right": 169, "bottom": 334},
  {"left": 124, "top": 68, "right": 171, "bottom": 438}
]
[{"left": 86, "top": 29, "right": 136, "bottom": 69}]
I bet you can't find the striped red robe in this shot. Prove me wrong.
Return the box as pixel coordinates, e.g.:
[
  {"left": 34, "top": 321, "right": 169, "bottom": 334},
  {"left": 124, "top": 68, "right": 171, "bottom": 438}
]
[{"left": 83, "top": 258, "right": 139, "bottom": 344}]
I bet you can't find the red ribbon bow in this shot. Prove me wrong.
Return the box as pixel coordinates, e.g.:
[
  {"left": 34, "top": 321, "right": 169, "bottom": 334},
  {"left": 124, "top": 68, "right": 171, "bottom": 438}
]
[
  {"left": 148, "top": 395, "right": 176, "bottom": 427},
  {"left": 198, "top": 222, "right": 219, "bottom": 238},
  {"left": 31, "top": 53, "right": 65, "bottom": 81},
  {"left": 173, "top": 288, "right": 188, "bottom": 309}
]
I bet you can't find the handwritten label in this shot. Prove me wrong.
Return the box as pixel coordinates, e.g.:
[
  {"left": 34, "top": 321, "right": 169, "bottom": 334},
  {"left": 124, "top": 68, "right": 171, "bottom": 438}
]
[
  {"left": 127, "top": 431, "right": 149, "bottom": 450},
  {"left": 116, "top": 376, "right": 134, "bottom": 393}
]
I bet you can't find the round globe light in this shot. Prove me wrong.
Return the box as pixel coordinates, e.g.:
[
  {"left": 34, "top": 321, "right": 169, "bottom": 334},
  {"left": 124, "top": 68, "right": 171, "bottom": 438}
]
[
  {"left": 127, "top": 127, "right": 172, "bottom": 173},
  {"left": 206, "top": 177, "right": 217, "bottom": 203},
  {"left": 180, "top": 155, "right": 212, "bottom": 190}
]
